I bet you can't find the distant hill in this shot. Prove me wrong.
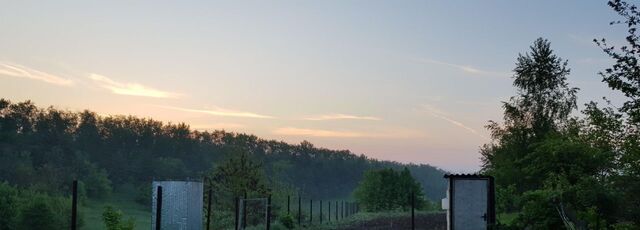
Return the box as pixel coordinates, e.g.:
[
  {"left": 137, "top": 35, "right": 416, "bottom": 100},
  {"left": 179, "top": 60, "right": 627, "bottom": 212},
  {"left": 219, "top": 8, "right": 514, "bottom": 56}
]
[{"left": 0, "top": 98, "right": 447, "bottom": 201}]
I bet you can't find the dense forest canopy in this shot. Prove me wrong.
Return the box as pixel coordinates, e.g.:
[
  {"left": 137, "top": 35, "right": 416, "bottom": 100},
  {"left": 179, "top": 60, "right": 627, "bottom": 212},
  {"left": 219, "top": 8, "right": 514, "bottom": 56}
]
[{"left": 0, "top": 98, "right": 447, "bottom": 202}]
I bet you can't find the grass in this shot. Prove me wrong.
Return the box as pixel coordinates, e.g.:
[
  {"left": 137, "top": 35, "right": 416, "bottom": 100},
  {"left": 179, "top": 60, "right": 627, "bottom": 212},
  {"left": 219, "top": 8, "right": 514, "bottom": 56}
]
[
  {"left": 80, "top": 185, "right": 151, "bottom": 230},
  {"left": 299, "top": 210, "right": 442, "bottom": 230},
  {"left": 80, "top": 191, "right": 442, "bottom": 230}
]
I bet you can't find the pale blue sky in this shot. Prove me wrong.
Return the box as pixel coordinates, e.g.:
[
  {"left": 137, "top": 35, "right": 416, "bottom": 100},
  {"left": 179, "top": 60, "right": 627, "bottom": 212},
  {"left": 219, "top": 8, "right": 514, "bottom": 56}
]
[{"left": 0, "top": 1, "right": 627, "bottom": 172}]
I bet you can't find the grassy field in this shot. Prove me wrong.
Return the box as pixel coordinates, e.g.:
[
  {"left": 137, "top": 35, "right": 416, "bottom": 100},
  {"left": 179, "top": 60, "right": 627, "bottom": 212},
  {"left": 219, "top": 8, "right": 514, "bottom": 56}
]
[{"left": 80, "top": 185, "right": 151, "bottom": 230}]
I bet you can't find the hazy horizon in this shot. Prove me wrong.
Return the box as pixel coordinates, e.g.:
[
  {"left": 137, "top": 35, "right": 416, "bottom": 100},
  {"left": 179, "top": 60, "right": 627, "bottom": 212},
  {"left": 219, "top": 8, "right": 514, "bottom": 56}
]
[{"left": 0, "top": 1, "right": 627, "bottom": 172}]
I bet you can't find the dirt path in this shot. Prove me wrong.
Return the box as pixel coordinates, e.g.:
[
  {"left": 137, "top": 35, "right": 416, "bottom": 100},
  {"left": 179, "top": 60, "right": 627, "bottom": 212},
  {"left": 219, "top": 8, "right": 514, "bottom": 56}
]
[{"left": 336, "top": 213, "right": 446, "bottom": 230}]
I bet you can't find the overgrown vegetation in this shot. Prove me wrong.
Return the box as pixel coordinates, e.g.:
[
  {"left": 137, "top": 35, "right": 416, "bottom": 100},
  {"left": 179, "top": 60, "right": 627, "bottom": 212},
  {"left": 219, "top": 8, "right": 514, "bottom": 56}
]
[
  {"left": 481, "top": 1, "right": 640, "bottom": 228},
  {"left": 0, "top": 182, "right": 79, "bottom": 230}
]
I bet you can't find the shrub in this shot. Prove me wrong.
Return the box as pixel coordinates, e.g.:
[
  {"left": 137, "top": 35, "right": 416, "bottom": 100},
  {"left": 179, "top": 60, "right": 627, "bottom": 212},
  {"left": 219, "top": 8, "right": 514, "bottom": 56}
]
[
  {"left": 135, "top": 183, "right": 151, "bottom": 206},
  {"left": 0, "top": 182, "right": 19, "bottom": 230},
  {"left": 17, "top": 196, "right": 56, "bottom": 230},
  {"left": 84, "top": 166, "right": 112, "bottom": 199},
  {"left": 278, "top": 213, "right": 295, "bottom": 229},
  {"left": 102, "top": 205, "right": 135, "bottom": 230}
]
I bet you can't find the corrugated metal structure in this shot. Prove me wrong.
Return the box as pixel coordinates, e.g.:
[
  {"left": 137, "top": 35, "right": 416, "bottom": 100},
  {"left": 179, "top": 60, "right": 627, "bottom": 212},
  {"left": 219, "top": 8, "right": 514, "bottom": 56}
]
[
  {"left": 442, "top": 174, "right": 495, "bottom": 230},
  {"left": 151, "top": 181, "right": 204, "bottom": 230}
]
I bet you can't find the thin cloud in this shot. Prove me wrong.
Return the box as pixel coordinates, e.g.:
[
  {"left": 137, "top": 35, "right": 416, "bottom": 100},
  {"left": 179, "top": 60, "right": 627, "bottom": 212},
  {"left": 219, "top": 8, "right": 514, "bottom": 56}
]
[
  {"left": 422, "top": 104, "right": 488, "bottom": 140},
  {"left": 157, "top": 105, "right": 274, "bottom": 119},
  {"left": 416, "top": 58, "right": 509, "bottom": 78},
  {"left": 273, "top": 127, "right": 370, "bottom": 138},
  {"left": 273, "top": 127, "right": 423, "bottom": 139},
  {"left": 88, "top": 74, "right": 182, "bottom": 98},
  {"left": 191, "top": 123, "right": 246, "bottom": 130},
  {"left": 304, "top": 113, "right": 382, "bottom": 121},
  {"left": 0, "top": 62, "right": 74, "bottom": 86}
]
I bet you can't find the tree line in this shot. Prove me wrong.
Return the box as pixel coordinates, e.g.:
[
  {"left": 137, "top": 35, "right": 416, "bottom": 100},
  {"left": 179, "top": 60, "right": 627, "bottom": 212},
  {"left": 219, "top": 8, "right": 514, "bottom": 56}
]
[{"left": 0, "top": 96, "right": 447, "bottom": 213}]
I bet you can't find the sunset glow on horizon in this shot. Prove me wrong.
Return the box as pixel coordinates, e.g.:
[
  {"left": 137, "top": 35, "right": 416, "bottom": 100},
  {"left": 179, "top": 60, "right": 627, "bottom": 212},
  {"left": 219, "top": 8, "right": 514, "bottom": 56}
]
[{"left": 0, "top": 1, "right": 626, "bottom": 172}]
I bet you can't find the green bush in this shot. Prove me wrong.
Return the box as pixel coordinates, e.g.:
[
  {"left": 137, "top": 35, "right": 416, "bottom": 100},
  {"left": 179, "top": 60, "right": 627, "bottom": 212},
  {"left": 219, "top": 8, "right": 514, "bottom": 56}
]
[
  {"left": 17, "top": 195, "right": 56, "bottom": 230},
  {"left": 102, "top": 205, "right": 135, "bottom": 230},
  {"left": 135, "top": 183, "right": 151, "bottom": 206},
  {"left": 84, "top": 166, "right": 113, "bottom": 199},
  {"left": 278, "top": 213, "right": 295, "bottom": 229},
  {"left": 0, "top": 182, "right": 19, "bottom": 230}
]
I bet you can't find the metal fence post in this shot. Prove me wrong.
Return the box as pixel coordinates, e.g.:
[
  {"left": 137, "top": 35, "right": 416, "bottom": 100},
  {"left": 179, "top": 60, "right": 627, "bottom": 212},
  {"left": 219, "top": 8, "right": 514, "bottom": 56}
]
[
  {"left": 243, "top": 192, "right": 247, "bottom": 229},
  {"left": 71, "top": 180, "right": 77, "bottom": 230},
  {"left": 298, "top": 196, "right": 301, "bottom": 225},
  {"left": 234, "top": 197, "right": 239, "bottom": 230},
  {"left": 310, "top": 199, "right": 313, "bottom": 224},
  {"left": 319, "top": 200, "right": 323, "bottom": 224},
  {"left": 156, "top": 186, "right": 163, "bottom": 230},
  {"left": 335, "top": 201, "right": 338, "bottom": 220},
  {"left": 267, "top": 195, "right": 272, "bottom": 230},
  {"left": 411, "top": 190, "right": 415, "bottom": 230},
  {"left": 287, "top": 195, "right": 290, "bottom": 215},
  {"left": 328, "top": 201, "right": 331, "bottom": 222},
  {"left": 206, "top": 188, "right": 212, "bottom": 230}
]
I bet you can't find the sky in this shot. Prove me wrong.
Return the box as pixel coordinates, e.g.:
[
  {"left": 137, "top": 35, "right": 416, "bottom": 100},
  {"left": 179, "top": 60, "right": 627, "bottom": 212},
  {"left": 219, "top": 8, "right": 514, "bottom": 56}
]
[{"left": 0, "top": 1, "right": 629, "bottom": 172}]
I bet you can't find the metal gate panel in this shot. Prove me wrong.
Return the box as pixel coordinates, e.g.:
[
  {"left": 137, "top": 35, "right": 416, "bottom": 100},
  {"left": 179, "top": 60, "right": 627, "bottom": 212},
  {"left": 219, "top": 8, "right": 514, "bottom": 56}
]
[
  {"left": 151, "top": 181, "right": 203, "bottom": 230},
  {"left": 452, "top": 179, "right": 488, "bottom": 230}
]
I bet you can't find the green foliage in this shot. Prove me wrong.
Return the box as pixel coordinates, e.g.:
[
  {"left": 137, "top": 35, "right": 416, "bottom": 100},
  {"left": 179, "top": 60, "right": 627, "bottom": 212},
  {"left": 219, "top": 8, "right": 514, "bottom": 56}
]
[
  {"left": 354, "top": 167, "right": 427, "bottom": 212},
  {"left": 481, "top": 37, "right": 579, "bottom": 192},
  {"left": 134, "top": 183, "right": 151, "bottom": 206},
  {"left": 278, "top": 213, "right": 295, "bottom": 229},
  {"left": 0, "top": 182, "right": 81, "bottom": 230},
  {"left": 102, "top": 205, "right": 135, "bottom": 230},
  {"left": 17, "top": 196, "right": 56, "bottom": 230},
  {"left": 210, "top": 150, "right": 269, "bottom": 197},
  {"left": 0, "top": 182, "right": 19, "bottom": 230},
  {"left": 481, "top": 37, "right": 630, "bottom": 228},
  {"left": 84, "top": 165, "right": 113, "bottom": 199},
  {"left": 594, "top": 1, "right": 640, "bottom": 226}
]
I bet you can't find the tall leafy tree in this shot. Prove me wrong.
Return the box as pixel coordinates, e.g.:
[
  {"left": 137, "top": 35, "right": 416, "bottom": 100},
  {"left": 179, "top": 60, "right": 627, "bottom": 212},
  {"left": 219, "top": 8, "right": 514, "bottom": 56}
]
[
  {"left": 482, "top": 38, "right": 578, "bottom": 190},
  {"left": 209, "top": 148, "right": 269, "bottom": 198},
  {"left": 594, "top": 0, "right": 640, "bottom": 224},
  {"left": 479, "top": 38, "right": 621, "bottom": 228},
  {"left": 596, "top": 0, "right": 640, "bottom": 124}
]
